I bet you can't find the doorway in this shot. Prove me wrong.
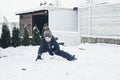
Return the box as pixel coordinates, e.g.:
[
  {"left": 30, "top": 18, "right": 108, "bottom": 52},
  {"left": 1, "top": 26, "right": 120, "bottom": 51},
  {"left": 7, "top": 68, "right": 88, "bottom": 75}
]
[{"left": 32, "top": 10, "right": 48, "bottom": 35}]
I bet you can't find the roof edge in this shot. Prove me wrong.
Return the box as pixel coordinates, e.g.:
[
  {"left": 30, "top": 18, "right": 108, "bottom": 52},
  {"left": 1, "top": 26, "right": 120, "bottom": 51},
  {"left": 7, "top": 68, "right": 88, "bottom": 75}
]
[{"left": 16, "top": 6, "right": 73, "bottom": 15}]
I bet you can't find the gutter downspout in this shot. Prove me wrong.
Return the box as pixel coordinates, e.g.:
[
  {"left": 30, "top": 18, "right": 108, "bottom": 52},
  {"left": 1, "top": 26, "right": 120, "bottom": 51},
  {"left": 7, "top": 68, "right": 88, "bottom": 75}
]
[{"left": 78, "top": 7, "right": 81, "bottom": 45}]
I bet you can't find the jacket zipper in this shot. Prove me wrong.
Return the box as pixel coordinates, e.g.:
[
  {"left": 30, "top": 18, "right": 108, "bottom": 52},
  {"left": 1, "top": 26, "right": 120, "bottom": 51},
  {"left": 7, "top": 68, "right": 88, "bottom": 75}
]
[{"left": 48, "top": 44, "right": 51, "bottom": 50}]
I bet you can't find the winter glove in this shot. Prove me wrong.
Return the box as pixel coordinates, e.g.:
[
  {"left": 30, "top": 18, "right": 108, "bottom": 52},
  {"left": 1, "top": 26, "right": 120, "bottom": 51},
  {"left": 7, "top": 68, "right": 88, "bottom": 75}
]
[
  {"left": 49, "top": 52, "right": 54, "bottom": 56},
  {"left": 36, "top": 55, "right": 42, "bottom": 61}
]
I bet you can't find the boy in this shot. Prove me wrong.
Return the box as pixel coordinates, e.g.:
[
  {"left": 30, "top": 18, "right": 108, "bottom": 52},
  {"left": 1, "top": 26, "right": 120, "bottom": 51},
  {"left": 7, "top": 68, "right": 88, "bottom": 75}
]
[{"left": 36, "top": 31, "right": 77, "bottom": 61}]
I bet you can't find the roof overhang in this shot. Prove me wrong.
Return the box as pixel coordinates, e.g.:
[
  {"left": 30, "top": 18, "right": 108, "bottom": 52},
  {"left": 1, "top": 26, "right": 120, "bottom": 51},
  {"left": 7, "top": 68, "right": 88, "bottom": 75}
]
[{"left": 16, "top": 6, "right": 73, "bottom": 15}]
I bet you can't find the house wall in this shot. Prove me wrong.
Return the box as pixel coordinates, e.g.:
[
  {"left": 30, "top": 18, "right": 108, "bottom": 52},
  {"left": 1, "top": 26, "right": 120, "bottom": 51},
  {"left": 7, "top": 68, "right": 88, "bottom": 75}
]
[
  {"left": 49, "top": 9, "right": 78, "bottom": 32},
  {"left": 79, "top": 3, "right": 120, "bottom": 44},
  {"left": 20, "top": 14, "right": 32, "bottom": 36},
  {"left": 49, "top": 9, "right": 79, "bottom": 45}
]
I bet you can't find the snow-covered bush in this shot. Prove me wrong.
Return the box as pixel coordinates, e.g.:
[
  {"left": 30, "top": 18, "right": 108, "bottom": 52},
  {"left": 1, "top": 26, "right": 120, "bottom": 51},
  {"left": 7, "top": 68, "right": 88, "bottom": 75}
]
[
  {"left": 1, "top": 24, "right": 11, "bottom": 48},
  {"left": 0, "top": 38, "right": 1, "bottom": 47},
  {"left": 32, "top": 26, "right": 41, "bottom": 46},
  {"left": 22, "top": 27, "right": 30, "bottom": 46},
  {"left": 11, "top": 27, "right": 21, "bottom": 47}
]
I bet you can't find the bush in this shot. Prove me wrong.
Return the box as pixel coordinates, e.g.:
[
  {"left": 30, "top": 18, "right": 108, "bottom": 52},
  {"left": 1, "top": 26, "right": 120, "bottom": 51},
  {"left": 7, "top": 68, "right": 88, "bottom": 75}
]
[
  {"left": 11, "top": 27, "right": 21, "bottom": 47},
  {"left": 1, "top": 24, "right": 11, "bottom": 48},
  {"left": 22, "top": 27, "right": 30, "bottom": 46},
  {"left": 0, "top": 38, "right": 1, "bottom": 47},
  {"left": 32, "top": 26, "right": 41, "bottom": 46}
]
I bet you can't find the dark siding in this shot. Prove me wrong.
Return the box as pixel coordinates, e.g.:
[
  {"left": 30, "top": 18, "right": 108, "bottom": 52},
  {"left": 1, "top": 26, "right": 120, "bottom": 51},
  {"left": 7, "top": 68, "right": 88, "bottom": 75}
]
[{"left": 20, "top": 14, "right": 32, "bottom": 36}]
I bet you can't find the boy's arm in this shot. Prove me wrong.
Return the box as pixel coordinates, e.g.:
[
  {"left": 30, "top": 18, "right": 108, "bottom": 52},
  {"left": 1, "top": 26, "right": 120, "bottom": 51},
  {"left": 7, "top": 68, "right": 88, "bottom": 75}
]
[
  {"left": 53, "top": 40, "right": 60, "bottom": 53},
  {"left": 38, "top": 42, "right": 44, "bottom": 56},
  {"left": 36, "top": 42, "right": 44, "bottom": 61}
]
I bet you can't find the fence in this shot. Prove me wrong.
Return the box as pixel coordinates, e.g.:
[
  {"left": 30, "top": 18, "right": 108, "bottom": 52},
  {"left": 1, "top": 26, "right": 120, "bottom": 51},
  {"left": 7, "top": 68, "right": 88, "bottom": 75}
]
[{"left": 79, "top": 3, "right": 120, "bottom": 44}]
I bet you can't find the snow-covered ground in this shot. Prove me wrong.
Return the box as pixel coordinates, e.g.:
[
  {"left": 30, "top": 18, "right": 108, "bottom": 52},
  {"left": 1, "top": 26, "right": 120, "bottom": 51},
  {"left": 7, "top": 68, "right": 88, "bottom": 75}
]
[{"left": 0, "top": 43, "right": 120, "bottom": 80}]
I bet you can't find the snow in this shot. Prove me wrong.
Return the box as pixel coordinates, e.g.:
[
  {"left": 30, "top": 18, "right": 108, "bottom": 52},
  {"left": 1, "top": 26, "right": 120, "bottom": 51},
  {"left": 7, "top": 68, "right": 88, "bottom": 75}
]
[{"left": 0, "top": 43, "right": 120, "bottom": 80}]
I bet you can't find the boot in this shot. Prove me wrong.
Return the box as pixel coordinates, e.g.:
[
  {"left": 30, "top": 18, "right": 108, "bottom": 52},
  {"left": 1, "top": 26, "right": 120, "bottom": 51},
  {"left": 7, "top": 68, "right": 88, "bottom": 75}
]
[
  {"left": 72, "top": 55, "right": 77, "bottom": 61},
  {"left": 36, "top": 55, "right": 42, "bottom": 61},
  {"left": 68, "top": 55, "right": 77, "bottom": 61}
]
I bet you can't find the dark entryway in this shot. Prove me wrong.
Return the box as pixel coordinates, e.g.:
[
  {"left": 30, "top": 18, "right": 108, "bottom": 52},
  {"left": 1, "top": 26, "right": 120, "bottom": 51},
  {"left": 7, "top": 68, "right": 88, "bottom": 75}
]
[{"left": 33, "top": 10, "right": 48, "bottom": 35}]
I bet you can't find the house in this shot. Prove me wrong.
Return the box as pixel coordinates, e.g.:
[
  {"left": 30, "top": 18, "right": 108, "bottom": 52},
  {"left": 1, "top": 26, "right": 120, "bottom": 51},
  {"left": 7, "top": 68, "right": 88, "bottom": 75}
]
[
  {"left": 16, "top": 3, "right": 120, "bottom": 45},
  {"left": 16, "top": 6, "right": 79, "bottom": 45}
]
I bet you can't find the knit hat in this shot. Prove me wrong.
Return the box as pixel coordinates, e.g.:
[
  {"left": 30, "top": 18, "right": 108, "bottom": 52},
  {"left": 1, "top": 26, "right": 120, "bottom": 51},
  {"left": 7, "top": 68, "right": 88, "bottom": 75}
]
[
  {"left": 43, "top": 26, "right": 49, "bottom": 31},
  {"left": 44, "top": 30, "right": 52, "bottom": 38}
]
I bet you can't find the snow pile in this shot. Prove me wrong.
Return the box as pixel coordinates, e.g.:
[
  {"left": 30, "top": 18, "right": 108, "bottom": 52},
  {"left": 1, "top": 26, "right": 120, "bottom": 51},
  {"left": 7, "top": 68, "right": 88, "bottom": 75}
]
[{"left": 0, "top": 43, "right": 120, "bottom": 80}]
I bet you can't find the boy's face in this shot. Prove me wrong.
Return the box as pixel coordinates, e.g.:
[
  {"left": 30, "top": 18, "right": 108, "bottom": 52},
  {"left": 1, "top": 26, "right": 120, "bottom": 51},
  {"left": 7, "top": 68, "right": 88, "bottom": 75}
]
[{"left": 45, "top": 37, "right": 52, "bottom": 42}]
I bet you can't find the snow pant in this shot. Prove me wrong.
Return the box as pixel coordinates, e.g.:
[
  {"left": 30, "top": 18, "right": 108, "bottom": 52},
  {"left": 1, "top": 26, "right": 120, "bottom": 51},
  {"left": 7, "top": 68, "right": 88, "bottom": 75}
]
[
  {"left": 39, "top": 49, "right": 74, "bottom": 61},
  {"left": 55, "top": 50, "right": 74, "bottom": 61}
]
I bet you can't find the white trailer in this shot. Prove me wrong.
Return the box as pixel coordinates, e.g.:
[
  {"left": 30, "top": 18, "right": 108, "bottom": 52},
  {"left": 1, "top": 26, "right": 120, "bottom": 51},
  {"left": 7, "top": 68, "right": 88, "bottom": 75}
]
[{"left": 48, "top": 7, "right": 79, "bottom": 45}]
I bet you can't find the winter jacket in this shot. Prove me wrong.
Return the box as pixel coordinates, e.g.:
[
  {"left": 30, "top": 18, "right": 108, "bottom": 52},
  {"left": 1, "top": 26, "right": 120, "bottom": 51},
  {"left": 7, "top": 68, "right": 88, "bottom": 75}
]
[
  {"left": 38, "top": 36, "right": 60, "bottom": 56},
  {"left": 37, "top": 36, "right": 76, "bottom": 61}
]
